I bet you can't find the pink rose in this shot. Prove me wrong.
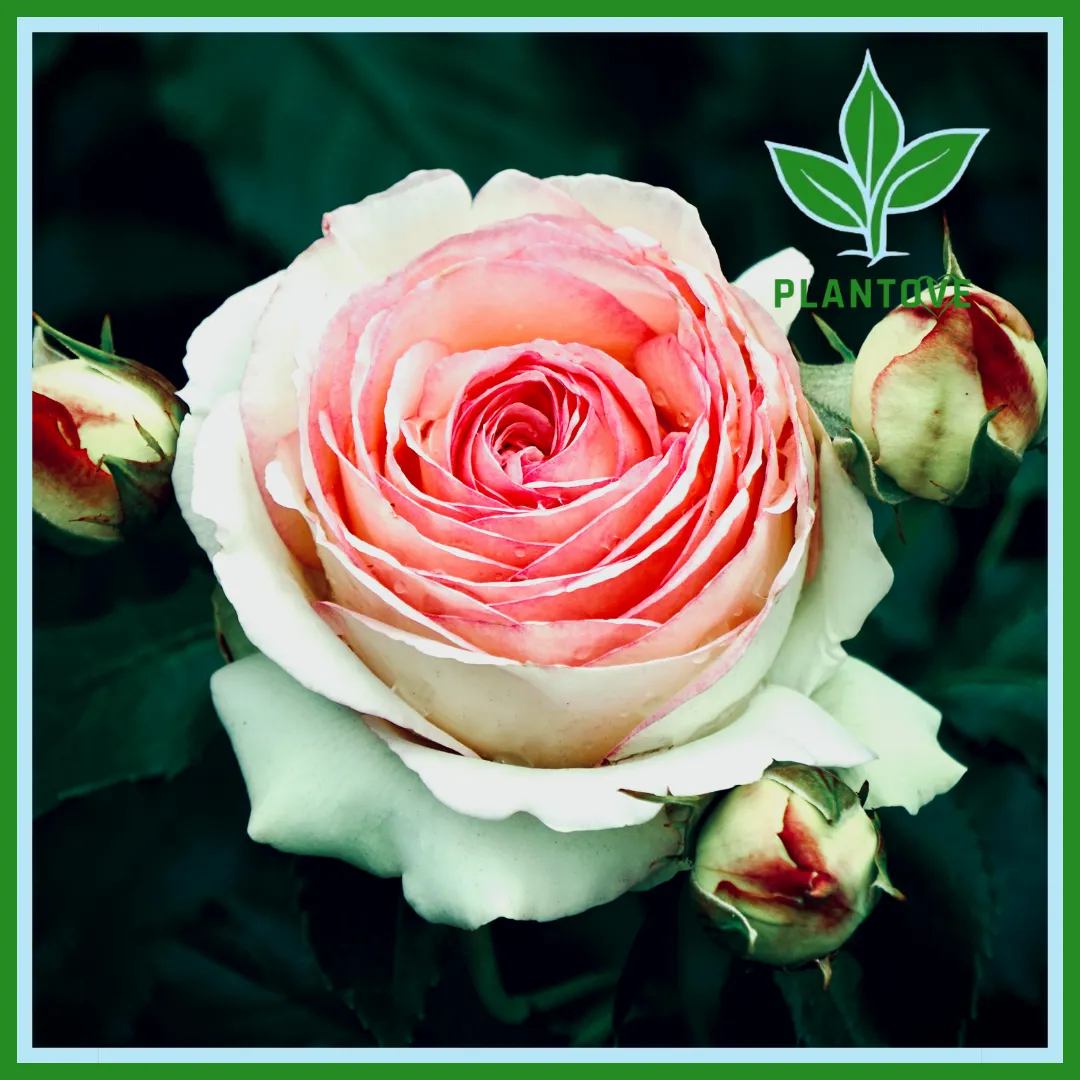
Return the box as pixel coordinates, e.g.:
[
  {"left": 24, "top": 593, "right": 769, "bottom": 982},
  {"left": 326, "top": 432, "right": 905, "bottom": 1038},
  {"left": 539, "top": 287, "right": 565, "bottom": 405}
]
[{"left": 176, "top": 171, "right": 963, "bottom": 927}]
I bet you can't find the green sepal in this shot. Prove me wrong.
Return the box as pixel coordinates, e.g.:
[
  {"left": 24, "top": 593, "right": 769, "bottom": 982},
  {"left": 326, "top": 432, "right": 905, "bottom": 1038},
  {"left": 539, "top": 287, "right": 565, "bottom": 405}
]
[
  {"left": 690, "top": 883, "right": 760, "bottom": 958},
  {"left": 796, "top": 360, "right": 855, "bottom": 442},
  {"left": 811, "top": 313, "right": 857, "bottom": 364},
  {"left": 869, "top": 811, "right": 905, "bottom": 901},
  {"left": 100, "top": 313, "right": 115, "bottom": 354},
  {"left": 942, "top": 216, "right": 966, "bottom": 281},
  {"left": 32, "top": 509, "right": 119, "bottom": 555},
  {"left": 618, "top": 789, "right": 713, "bottom": 810},
  {"left": 211, "top": 585, "right": 259, "bottom": 664},
  {"left": 621, "top": 788, "right": 716, "bottom": 862},
  {"left": 943, "top": 407, "right": 1024, "bottom": 509},
  {"left": 833, "top": 429, "right": 913, "bottom": 506},
  {"left": 34, "top": 312, "right": 134, "bottom": 369},
  {"left": 101, "top": 452, "right": 175, "bottom": 535},
  {"left": 763, "top": 762, "right": 862, "bottom": 825}
]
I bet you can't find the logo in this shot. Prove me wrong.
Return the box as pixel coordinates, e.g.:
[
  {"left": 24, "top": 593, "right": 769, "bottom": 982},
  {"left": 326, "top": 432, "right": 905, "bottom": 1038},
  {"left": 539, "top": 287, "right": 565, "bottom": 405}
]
[{"left": 766, "top": 51, "right": 987, "bottom": 266}]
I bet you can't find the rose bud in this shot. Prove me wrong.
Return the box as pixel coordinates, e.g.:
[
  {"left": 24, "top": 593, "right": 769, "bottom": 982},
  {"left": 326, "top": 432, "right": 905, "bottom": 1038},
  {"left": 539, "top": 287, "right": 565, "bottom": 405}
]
[
  {"left": 690, "top": 763, "right": 900, "bottom": 970},
  {"left": 32, "top": 319, "right": 186, "bottom": 546},
  {"left": 849, "top": 284, "right": 1047, "bottom": 503}
]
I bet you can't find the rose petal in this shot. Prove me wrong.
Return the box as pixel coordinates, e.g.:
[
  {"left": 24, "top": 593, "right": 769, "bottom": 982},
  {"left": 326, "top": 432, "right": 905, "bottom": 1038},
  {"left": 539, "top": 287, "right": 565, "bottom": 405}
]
[
  {"left": 31, "top": 391, "right": 120, "bottom": 540},
  {"left": 321, "top": 169, "right": 474, "bottom": 282},
  {"left": 812, "top": 657, "right": 966, "bottom": 814},
  {"left": 178, "top": 271, "right": 285, "bottom": 417},
  {"left": 241, "top": 236, "right": 364, "bottom": 566},
  {"left": 470, "top": 169, "right": 599, "bottom": 228},
  {"left": 731, "top": 247, "right": 814, "bottom": 337},
  {"left": 767, "top": 435, "right": 893, "bottom": 695},
  {"left": 605, "top": 546, "right": 808, "bottom": 759},
  {"left": 373, "top": 681, "right": 872, "bottom": 833},
  {"left": 189, "top": 392, "right": 477, "bottom": 757},
  {"left": 545, "top": 174, "right": 724, "bottom": 279},
  {"left": 212, "top": 653, "right": 681, "bottom": 928}
]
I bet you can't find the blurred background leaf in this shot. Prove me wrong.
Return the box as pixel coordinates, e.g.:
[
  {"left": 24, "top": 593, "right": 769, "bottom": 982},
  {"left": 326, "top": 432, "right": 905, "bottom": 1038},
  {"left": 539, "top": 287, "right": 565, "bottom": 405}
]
[
  {"left": 31, "top": 29, "right": 1049, "bottom": 1048},
  {"left": 32, "top": 565, "right": 222, "bottom": 817}
]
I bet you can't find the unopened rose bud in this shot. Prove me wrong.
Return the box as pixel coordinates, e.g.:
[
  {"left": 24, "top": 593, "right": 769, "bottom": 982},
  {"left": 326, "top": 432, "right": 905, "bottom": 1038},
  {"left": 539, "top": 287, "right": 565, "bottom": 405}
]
[
  {"left": 690, "top": 764, "right": 899, "bottom": 969},
  {"left": 849, "top": 283, "right": 1047, "bottom": 503},
  {"left": 32, "top": 319, "right": 186, "bottom": 546}
]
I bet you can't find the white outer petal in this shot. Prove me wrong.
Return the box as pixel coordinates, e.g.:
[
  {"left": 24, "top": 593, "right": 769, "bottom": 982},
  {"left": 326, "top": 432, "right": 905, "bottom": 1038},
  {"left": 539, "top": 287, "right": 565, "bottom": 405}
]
[
  {"left": 374, "top": 682, "right": 872, "bottom": 833},
  {"left": 767, "top": 436, "right": 893, "bottom": 696},
  {"left": 812, "top": 656, "right": 966, "bottom": 814},
  {"left": 544, "top": 174, "right": 724, "bottom": 279},
  {"left": 212, "top": 653, "right": 681, "bottom": 928},
  {"left": 178, "top": 271, "right": 285, "bottom": 417},
  {"left": 174, "top": 271, "right": 285, "bottom": 558},
  {"left": 732, "top": 247, "right": 814, "bottom": 337},
  {"left": 470, "top": 169, "right": 596, "bottom": 228},
  {"left": 322, "top": 169, "right": 474, "bottom": 282},
  {"left": 173, "top": 414, "right": 218, "bottom": 557}
]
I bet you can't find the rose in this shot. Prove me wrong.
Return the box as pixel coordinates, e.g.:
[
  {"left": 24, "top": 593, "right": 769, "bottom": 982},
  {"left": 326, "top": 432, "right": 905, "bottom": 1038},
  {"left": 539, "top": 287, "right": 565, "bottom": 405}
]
[
  {"left": 850, "top": 284, "right": 1047, "bottom": 502},
  {"left": 32, "top": 322, "right": 184, "bottom": 546},
  {"left": 690, "top": 763, "right": 899, "bottom": 968},
  {"left": 176, "top": 170, "right": 964, "bottom": 928}
]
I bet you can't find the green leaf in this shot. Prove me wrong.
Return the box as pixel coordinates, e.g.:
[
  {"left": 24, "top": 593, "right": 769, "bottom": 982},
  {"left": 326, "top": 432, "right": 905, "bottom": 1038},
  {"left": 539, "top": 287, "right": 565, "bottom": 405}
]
[
  {"left": 933, "top": 672, "right": 1047, "bottom": 779},
  {"left": 811, "top": 312, "right": 857, "bottom": 364},
  {"left": 766, "top": 143, "right": 867, "bottom": 232},
  {"left": 33, "top": 569, "right": 223, "bottom": 818},
  {"left": 864, "top": 499, "right": 958, "bottom": 655},
  {"left": 35, "top": 733, "right": 363, "bottom": 1048},
  {"left": 776, "top": 953, "right": 884, "bottom": 1048},
  {"left": 841, "top": 51, "right": 903, "bottom": 191},
  {"left": 675, "top": 883, "right": 734, "bottom": 1046},
  {"left": 951, "top": 763, "right": 1047, "bottom": 1010},
  {"left": 143, "top": 33, "right": 628, "bottom": 259},
  {"left": 613, "top": 878, "right": 684, "bottom": 1041},
  {"left": 796, "top": 359, "right": 855, "bottom": 441},
  {"left": 880, "top": 129, "right": 987, "bottom": 212},
  {"left": 32, "top": 733, "right": 259, "bottom": 1045},
  {"left": 858, "top": 793, "right": 994, "bottom": 1047},
  {"left": 296, "top": 857, "right": 451, "bottom": 1046}
]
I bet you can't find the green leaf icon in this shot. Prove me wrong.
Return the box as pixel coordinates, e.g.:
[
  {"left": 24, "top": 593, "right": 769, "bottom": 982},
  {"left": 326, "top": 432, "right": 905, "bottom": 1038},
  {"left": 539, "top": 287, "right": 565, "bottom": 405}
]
[
  {"left": 880, "top": 129, "right": 988, "bottom": 212},
  {"left": 765, "top": 144, "right": 866, "bottom": 232},
  {"left": 766, "top": 49, "right": 987, "bottom": 264},
  {"left": 841, "top": 51, "right": 903, "bottom": 191}
]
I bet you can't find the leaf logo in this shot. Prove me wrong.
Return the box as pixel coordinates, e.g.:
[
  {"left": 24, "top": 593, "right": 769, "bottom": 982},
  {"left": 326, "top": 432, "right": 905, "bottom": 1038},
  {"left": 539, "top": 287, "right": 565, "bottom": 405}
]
[{"left": 766, "top": 51, "right": 987, "bottom": 265}]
